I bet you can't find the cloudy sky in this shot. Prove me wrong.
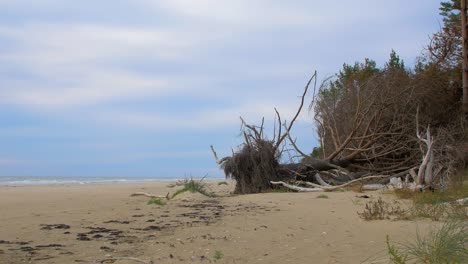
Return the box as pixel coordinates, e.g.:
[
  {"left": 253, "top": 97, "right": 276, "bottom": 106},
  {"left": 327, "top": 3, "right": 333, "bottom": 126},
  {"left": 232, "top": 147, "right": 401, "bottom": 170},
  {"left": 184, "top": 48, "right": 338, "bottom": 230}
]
[{"left": 0, "top": 1, "right": 442, "bottom": 177}]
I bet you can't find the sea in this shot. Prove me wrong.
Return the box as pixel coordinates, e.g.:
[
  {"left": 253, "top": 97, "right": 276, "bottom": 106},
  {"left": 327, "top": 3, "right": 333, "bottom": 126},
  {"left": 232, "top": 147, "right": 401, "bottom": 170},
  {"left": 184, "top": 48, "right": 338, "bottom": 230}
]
[{"left": 0, "top": 175, "right": 223, "bottom": 186}]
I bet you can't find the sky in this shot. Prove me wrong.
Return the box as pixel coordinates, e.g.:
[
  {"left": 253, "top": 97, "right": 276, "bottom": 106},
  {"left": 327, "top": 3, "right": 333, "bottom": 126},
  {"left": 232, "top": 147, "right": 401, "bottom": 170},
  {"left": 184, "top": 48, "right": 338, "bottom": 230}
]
[{"left": 0, "top": 1, "right": 443, "bottom": 178}]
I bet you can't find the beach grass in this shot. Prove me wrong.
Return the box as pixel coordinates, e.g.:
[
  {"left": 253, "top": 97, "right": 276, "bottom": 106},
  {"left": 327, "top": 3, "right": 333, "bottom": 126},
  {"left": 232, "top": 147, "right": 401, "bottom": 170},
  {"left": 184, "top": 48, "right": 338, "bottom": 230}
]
[
  {"left": 171, "top": 177, "right": 215, "bottom": 198},
  {"left": 213, "top": 250, "right": 224, "bottom": 261},
  {"left": 147, "top": 197, "right": 165, "bottom": 206},
  {"left": 316, "top": 194, "right": 329, "bottom": 199},
  {"left": 386, "top": 220, "right": 468, "bottom": 264}
]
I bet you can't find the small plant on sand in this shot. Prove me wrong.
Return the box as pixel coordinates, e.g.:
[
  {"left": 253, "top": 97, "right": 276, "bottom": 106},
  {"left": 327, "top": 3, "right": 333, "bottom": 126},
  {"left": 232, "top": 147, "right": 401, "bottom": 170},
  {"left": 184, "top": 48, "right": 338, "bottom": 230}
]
[
  {"left": 411, "top": 203, "right": 447, "bottom": 221},
  {"left": 316, "top": 194, "right": 329, "bottom": 199},
  {"left": 358, "top": 198, "right": 408, "bottom": 220},
  {"left": 213, "top": 250, "right": 224, "bottom": 261},
  {"left": 394, "top": 183, "right": 468, "bottom": 221},
  {"left": 386, "top": 220, "right": 468, "bottom": 264},
  {"left": 218, "top": 181, "right": 229, "bottom": 186},
  {"left": 147, "top": 197, "right": 165, "bottom": 205},
  {"left": 171, "top": 177, "right": 215, "bottom": 198},
  {"left": 412, "top": 198, "right": 467, "bottom": 222}
]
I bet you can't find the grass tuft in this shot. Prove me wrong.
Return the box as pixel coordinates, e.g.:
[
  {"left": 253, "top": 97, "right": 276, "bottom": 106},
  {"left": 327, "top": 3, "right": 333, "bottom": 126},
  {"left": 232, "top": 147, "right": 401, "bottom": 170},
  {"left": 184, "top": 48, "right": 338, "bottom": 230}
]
[
  {"left": 387, "top": 220, "right": 468, "bottom": 264},
  {"left": 217, "top": 181, "right": 229, "bottom": 186},
  {"left": 316, "top": 194, "right": 329, "bottom": 199},
  {"left": 213, "top": 250, "right": 224, "bottom": 261},
  {"left": 171, "top": 177, "right": 215, "bottom": 199},
  {"left": 147, "top": 197, "right": 165, "bottom": 206}
]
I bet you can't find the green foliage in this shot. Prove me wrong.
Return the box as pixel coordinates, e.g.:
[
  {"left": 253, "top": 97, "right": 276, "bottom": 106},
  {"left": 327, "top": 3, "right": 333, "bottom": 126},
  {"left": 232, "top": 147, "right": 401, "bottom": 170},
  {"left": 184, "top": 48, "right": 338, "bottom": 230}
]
[
  {"left": 423, "top": 0, "right": 464, "bottom": 68},
  {"left": 171, "top": 177, "right": 215, "bottom": 198},
  {"left": 387, "top": 221, "right": 468, "bottom": 264},
  {"left": 316, "top": 194, "right": 329, "bottom": 199},
  {"left": 310, "top": 146, "right": 323, "bottom": 158},
  {"left": 213, "top": 250, "right": 224, "bottom": 261},
  {"left": 440, "top": 0, "right": 462, "bottom": 28},
  {"left": 385, "top": 49, "right": 405, "bottom": 71},
  {"left": 147, "top": 197, "right": 165, "bottom": 206},
  {"left": 320, "top": 58, "right": 379, "bottom": 101},
  {"left": 335, "top": 58, "right": 379, "bottom": 90},
  {"left": 217, "top": 181, "right": 228, "bottom": 186}
]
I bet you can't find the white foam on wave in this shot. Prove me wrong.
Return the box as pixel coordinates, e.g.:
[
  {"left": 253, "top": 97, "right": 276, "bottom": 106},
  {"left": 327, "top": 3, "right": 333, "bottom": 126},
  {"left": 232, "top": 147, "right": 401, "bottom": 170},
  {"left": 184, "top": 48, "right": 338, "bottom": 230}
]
[
  {"left": 0, "top": 175, "right": 224, "bottom": 186},
  {"left": 0, "top": 177, "right": 176, "bottom": 186}
]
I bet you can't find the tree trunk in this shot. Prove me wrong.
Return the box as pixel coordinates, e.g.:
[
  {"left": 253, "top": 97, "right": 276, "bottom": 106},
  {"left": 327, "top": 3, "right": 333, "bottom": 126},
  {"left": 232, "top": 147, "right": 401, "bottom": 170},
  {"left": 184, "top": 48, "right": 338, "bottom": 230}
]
[{"left": 461, "top": 0, "right": 468, "bottom": 113}]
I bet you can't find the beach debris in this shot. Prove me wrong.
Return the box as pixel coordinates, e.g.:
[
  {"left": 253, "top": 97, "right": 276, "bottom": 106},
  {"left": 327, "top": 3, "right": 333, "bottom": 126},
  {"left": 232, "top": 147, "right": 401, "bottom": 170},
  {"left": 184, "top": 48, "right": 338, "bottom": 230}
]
[
  {"left": 103, "top": 220, "right": 131, "bottom": 224},
  {"left": 0, "top": 240, "right": 29, "bottom": 245},
  {"left": 40, "top": 224, "right": 70, "bottom": 230},
  {"left": 99, "top": 246, "right": 114, "bottom": 252},
  {"left": 76, "top": 234, "right": 91, "bottom": 241},
  {"left": 35, "top": 244, "right": 63, "bottom": 248},
  {"left": 357, "top": 195, "right": 371, "bottom": 199}
]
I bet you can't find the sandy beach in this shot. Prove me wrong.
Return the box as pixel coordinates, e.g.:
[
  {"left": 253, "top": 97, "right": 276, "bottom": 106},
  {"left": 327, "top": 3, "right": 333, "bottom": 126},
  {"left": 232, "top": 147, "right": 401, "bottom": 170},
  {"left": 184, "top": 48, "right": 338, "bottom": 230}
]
[{"left": 0, "top": 181, "right": 432, "bottom": 264}]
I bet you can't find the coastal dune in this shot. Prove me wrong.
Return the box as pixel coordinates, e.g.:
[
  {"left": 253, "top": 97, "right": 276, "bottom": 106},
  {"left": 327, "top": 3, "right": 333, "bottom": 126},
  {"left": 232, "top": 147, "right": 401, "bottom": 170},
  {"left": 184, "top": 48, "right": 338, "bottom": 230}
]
[{"left": 0, "top": 181, "right": 429, "bottom": 263}]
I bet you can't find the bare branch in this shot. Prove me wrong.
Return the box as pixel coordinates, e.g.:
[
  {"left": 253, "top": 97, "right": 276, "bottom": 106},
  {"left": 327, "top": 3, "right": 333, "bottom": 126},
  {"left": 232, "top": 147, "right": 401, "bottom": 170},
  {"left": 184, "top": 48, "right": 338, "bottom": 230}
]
[{"left": 274, "top": 71, "right": 316, "bottom": 152}]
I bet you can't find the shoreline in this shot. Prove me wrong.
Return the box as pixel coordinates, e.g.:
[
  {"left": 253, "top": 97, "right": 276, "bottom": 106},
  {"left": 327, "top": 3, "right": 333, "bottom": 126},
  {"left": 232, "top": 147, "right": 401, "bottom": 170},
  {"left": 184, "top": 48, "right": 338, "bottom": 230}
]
[{"left": 0, "top": 176, "right": 225, "bottom": 187}]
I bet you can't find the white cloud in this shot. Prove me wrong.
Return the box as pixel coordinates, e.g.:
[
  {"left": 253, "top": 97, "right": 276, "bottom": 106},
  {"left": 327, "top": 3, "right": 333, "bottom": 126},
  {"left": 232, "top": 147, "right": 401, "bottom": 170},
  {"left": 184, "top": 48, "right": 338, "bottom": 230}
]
[
  {"left": 154, "top": 0, "right": 320, "bottom": 27},
  {"left": 0, "top": 23, "right": 202, "bottom": 65},
  {"left": 93, "top": 98, "right": 312, "bottom": 131},
  {"left": 1, "top": 71, "right": 168, "bottom": 109},
  {"left": 0, "top": 1, "right": 441, "bottom": 119},
  {"left": 145, "top": 0, "right": 417, "bottom": 30},
  {"left": 0, "top": 23, "right": 217, "bottom": 109},
  {"left": 0, "top": 20, "right": 316, "bottom": 110}
]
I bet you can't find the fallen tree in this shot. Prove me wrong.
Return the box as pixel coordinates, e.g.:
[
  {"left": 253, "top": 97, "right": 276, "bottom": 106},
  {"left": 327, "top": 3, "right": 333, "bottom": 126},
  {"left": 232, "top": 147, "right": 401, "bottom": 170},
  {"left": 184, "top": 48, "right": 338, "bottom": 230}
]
[{"left": 211, "top": 67, "right": 467, "bottom": 194}]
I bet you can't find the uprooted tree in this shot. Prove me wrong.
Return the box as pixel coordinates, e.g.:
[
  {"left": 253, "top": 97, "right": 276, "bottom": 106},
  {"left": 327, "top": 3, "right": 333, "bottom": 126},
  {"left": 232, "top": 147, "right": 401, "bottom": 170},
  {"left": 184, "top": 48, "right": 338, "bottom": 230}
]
[
  {"left": 210, "top": 1, "right": 468, "bottom": 194},
  {"left": 211, "top": 52, "right": 468, "bottom": 194}
]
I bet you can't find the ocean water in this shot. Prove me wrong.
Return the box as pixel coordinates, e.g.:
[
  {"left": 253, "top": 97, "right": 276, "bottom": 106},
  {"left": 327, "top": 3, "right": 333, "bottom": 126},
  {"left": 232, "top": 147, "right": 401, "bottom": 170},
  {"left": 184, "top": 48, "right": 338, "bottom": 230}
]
[{"left": 0, "top": 175, "right": 223, "bottom": 185}]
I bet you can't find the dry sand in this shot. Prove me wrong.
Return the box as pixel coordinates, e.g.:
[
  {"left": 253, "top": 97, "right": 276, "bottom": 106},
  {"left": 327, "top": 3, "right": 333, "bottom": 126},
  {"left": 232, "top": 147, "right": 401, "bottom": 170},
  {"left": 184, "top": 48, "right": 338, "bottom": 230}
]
[{"left": 0, "top": 181, "right": 432, "bottom": 264}]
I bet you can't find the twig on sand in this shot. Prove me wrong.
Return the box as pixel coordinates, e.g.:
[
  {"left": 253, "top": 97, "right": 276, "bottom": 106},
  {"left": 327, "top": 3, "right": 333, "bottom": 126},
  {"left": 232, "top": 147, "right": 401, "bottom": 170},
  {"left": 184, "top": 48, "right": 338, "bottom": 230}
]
[{"left": 130, "top": 192, "right": 170, "bottom": 199}]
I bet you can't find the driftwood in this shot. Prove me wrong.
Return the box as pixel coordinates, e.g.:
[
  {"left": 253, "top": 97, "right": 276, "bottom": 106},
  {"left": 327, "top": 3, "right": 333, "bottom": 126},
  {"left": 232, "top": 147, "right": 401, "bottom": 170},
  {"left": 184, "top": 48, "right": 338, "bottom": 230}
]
[
  {"left": 454, "top": 197, "right": 468, "bottom": 205},
  {"left": 271, "top": 171, "right": 409, "bottom": 192},
  {"left": 130, "top": 192, "right": 170, "bottom": 199}
]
